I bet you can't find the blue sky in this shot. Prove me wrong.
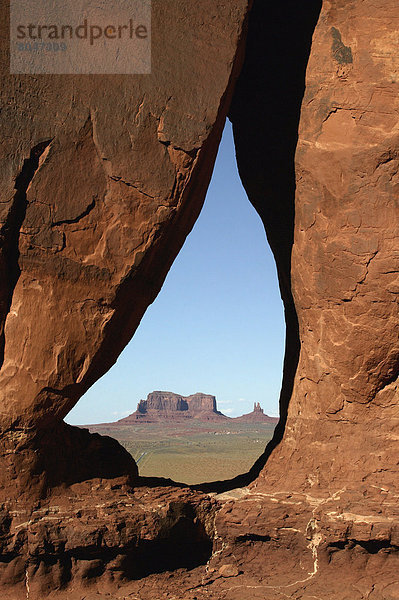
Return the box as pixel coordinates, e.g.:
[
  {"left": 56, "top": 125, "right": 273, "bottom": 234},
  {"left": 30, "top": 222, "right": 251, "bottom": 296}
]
[{"left": 66, "top": 120, "right": 285, "bottom": 425}]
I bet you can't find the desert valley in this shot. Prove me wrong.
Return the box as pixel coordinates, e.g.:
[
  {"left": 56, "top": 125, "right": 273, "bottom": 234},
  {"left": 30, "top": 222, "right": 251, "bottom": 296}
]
[{"left": 86, "top": 392, "right": 278, "bottom": 484}]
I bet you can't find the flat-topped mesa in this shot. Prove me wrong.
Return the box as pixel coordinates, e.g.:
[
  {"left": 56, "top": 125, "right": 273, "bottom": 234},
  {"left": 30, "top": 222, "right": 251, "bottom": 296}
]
[
  {"left": 235, "top": 401, "right": 278, "bottom": 424},
  {"left": 119, "top": 391, "right": 228, "bottom": 423}
]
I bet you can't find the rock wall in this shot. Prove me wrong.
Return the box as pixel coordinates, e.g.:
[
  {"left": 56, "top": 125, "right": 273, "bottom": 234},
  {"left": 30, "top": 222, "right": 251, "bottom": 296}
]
[
  {"left": 231, "top": 0, "right": 399, "bottom": 501},
  {"left": 0, "top": 0, "right": 250, "bottom": 497},
  {"left": 213, "top": 0, "right": 399, "bottom": 597},
  {"left": 0, "top": 0, "right": 398, "bottom": 598},
  {"left": 0, "top": 1, "right": 252, "bottom": 595},
  {"left": 255, "top": 0, "right": 399, "bottom": 495}
]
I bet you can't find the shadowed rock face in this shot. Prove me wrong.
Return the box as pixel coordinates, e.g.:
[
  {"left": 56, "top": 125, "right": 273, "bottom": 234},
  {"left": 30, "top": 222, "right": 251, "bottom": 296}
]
[
  {"left": 233, "top": 0, "right": 399, "bottom": 494},
  {"left": 213, "top": 0, "right": 399, "bottom": 597},
  {"left": 1, "top": 0, "right": 399, "bottom": 598}
]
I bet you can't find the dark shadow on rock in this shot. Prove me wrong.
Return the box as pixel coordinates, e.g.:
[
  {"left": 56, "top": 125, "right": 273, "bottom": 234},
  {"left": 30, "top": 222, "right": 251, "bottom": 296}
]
[
  {"left": 0, "top": 140, "right": 52, "bottom": 369},
  {"left": 36, "top": 422, "right": 139, "bottom": 491},
  {"left": 114, "top": 0, "right": 322, "bottom": 497},
  {"left": 192, "top": 0, "right": 323, "bottom": 494},
  {"left": 137, "top": 475, "right": 189, "bottom": 489}
]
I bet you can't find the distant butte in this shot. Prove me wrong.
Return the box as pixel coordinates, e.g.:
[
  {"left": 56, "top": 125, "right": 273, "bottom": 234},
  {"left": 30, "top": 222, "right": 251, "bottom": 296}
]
[
  {"left": 117, "top": 391, "right": 228, "bottom": 423},
  {"left": 113, "top": 391, "right": 278, "bottom": 425},
  {"left": 234, "top": 402, "right": 278, "bottom": 424}
]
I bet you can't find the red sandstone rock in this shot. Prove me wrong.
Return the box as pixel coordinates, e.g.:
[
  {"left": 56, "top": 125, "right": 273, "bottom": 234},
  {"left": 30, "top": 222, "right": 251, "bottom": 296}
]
[
  {"left": 0, "top": 0, "right": 251, "bottom": 595},
  {"left": 0, "top": 0, "right": 250, "bottom": 496},
  {"left": 0, "top": 0, "right": 398, "bottom": 598},
  {"left": 0, "top": 482, "right": 217, "bottom": 600},
  {"left": 218, "top": 563, "right": 240, "bottom": 578},
  {"left": 247, "top": 0, "right": 399, "bottom": 499},
  {"left": 218, "top": 0, "right": 399, "bottom": 597}
]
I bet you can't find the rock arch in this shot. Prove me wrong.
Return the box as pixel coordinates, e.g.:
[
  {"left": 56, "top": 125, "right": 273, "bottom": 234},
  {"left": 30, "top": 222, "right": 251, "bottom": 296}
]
[{"left": 0, "top": 0, "right": 398, "bottom": 597}]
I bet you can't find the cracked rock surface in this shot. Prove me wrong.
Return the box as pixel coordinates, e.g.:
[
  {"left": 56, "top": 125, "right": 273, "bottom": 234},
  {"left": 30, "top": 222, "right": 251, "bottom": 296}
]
[
  {"left": 0, "top": 0, "right": 250, "bottom": 496},
  {"left": 0, "top": 0, "right": 398, "bottom": 598}
]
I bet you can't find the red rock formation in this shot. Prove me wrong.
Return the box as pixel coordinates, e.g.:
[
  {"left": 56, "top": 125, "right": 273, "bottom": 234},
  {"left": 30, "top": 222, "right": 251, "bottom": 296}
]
[
  {"left": 0, "top": 0, "right": 251, "bottom": 596},
  {"left": 209, "top": 0, "right": 399, "bottom": 597},
  {"left": 0, "top": 0, "right": 398, "bottom": 598},
  {"left": 0, "top": 0, "right": 250, "bottom": 497},
  {"left": 118, "top": 391, "right": 228, "bottom": 422},
  {"left": 234, "top": 402, "right": 278, "bottom": 424}
]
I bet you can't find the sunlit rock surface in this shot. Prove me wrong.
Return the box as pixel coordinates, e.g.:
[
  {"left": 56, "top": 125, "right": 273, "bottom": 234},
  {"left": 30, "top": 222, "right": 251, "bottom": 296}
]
[{"left": 0, "top": 0, "right": 398, "bottom": 598}]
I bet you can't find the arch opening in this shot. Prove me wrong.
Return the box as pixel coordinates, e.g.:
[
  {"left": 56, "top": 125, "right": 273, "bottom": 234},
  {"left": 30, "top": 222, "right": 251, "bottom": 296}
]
[
  {"left": 64, "top": 0, "right": 322, "bottom": 493},
  {"left": 66, "top": 119, "right": 285, "bottom": 487}
]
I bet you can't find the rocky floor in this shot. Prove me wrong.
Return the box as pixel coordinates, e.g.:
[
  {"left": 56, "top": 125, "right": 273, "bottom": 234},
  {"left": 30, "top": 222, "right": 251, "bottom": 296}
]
[{"left": 1, "top": 480, "right": 398, "bottom": 600}]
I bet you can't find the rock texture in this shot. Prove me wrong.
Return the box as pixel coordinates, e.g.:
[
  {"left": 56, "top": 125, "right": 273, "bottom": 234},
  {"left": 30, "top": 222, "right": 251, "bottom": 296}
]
[
  {"left": 1, "top": 0, "right": 399, "bottom": 598},
  {"left": 234, "top": 402, "right": 278, "bottom": 424},
  {"left": 232, "top": 0, "right": 399, "bottom": 504},
  {"left": 215, "top": 0, "right": 399, "bottom": 597},
  {"left": 0, "top": 482, "right": 217, "bottom": 600},
  {"left": 0, "top": 1, "right": 252, "bottom": 597},
  {"left": 0, "top": 0, "right": 251, "bottom": 498},
  {"left": 118, "top": 391, "right": 228, "bottom": 422}
]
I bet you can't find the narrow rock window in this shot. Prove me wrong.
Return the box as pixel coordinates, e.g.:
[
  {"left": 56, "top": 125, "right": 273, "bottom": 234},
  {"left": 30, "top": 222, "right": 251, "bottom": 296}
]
[{"left": 66, "top": 121, "right": 285, "bottom": 485}]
